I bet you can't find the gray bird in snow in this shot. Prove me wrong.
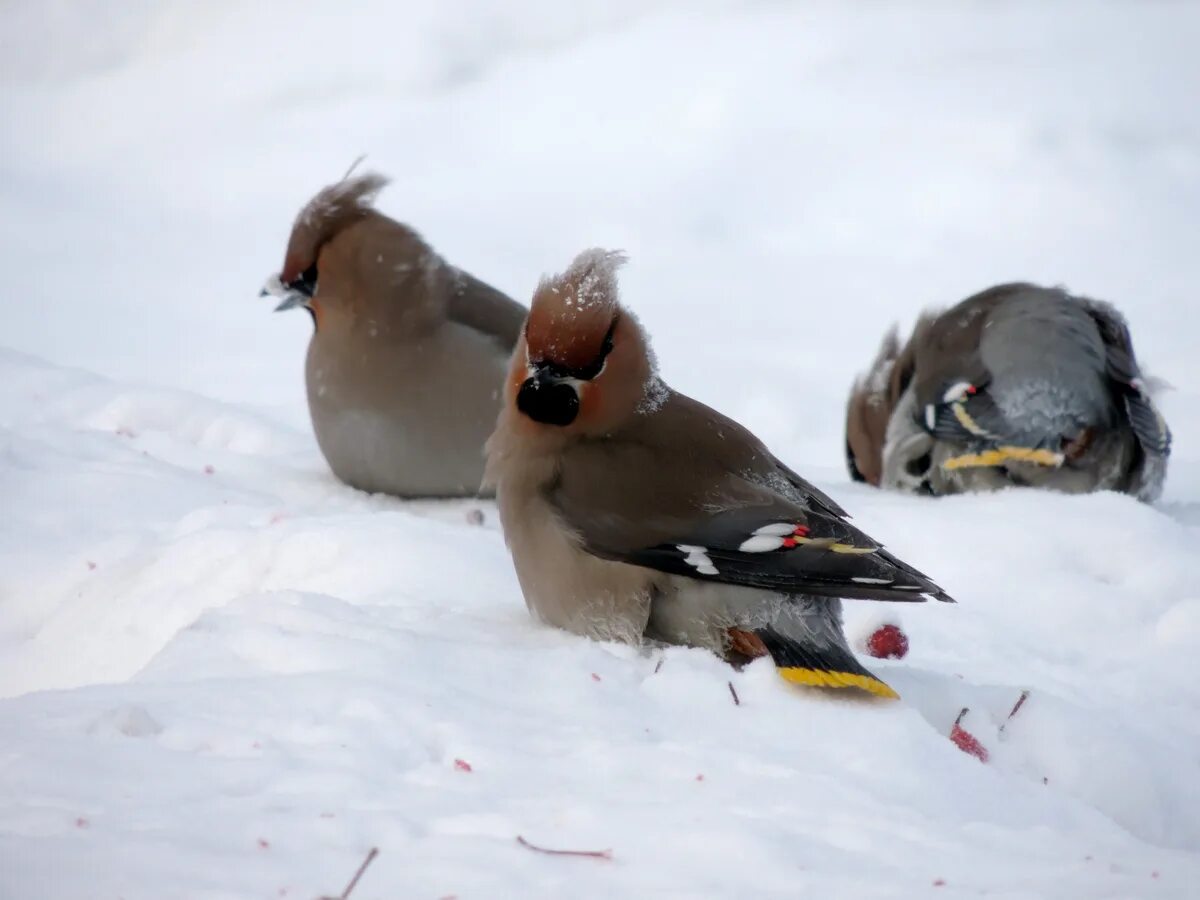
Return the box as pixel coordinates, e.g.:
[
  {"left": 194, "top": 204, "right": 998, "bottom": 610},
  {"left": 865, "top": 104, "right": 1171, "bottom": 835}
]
[
  {"left": 485, "top": 249, "right": 954, "bottom": 699},
  {"left": 261, "top": 172, "right": 526, "bottom": 498},
  {"left": 845, "top": 283, "right": 1171, "bottom": 501}
]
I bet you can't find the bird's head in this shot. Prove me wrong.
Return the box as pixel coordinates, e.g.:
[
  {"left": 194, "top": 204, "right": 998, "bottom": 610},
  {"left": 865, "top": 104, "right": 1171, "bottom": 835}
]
[
  {"left": 258, "top": 172, "right": 390, "bottom": 329},
  {"left": 510, "top": 249, "right": 656, "bottom": 437}
]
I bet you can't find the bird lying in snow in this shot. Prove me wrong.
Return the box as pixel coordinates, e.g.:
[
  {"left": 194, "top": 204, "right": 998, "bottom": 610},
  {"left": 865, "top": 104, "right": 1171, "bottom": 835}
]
[
  {"left": 261, "top": 171, "right": 526, "bottom": 499},
  {"left": 845, "top": 283, "right": 1171, "bottom": 501}
]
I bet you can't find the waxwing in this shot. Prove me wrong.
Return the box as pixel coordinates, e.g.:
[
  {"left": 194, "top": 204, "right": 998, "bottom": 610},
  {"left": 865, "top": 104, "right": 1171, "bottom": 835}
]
[
  {"left": 845, "top": 284, "right": 1171, "bottom": 501},
  {"left": 261, "top": 172, "right": 526, "bottom": 498},
  {"left": 486, "top": 249, "right": 954, "bottom": 699}
]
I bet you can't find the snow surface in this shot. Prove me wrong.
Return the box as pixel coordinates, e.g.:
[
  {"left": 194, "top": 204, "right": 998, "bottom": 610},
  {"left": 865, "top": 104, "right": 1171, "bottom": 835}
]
[{"left": 2, "top": 1, "right": 1200, "bottom": 897}]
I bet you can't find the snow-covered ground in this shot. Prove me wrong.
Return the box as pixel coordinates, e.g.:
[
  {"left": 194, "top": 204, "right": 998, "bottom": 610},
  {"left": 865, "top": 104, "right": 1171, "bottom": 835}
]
[{"left": 2, "top": 1, "right": 1199, "bottom": 897}]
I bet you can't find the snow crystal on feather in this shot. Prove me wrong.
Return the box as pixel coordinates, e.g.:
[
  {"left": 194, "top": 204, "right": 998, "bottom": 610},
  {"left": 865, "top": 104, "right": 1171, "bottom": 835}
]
[
  {"left": 545, "top": 248, "right": 627, "bottom": 311},
  {"left": 623, "top": 306, "right": 670, "bottom": 415},
  {"left": 637, "top": 373, "right": 670, "bottom": 414},
  {"left": 752, "top": 468, "right": 810, "bottom": 506}
]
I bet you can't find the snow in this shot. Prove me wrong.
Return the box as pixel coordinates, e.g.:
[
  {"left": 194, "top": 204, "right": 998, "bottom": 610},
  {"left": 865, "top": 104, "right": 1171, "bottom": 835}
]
[{"left": 2, "top": 1, "right": 1199, "bottom": 897}]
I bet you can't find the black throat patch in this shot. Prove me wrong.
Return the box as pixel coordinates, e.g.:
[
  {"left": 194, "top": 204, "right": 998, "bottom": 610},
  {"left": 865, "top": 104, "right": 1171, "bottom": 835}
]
[{"left": 517, "top": 377, "right": 580, "bottom": 427}]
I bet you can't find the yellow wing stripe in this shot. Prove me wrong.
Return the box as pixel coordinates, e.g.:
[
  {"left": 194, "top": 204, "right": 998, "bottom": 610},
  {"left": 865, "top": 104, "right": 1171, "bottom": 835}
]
[
  {"left": 942, "top": 446, "right": 1065, "bottom": 470},
  {"left": 828, "top": 543, "right": 877, "bottom": 555},
  {"left": 777, "top": 666, "right": 900, "bottom": 699},
  {"left": 790, "top": 536, "right": 876, "bottom": 555}
]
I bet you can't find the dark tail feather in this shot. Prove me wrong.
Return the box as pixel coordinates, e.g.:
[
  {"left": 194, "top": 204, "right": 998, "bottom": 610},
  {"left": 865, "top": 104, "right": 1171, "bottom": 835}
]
[
  {"left": 1124, "top": 391, "right": 1171, "bottom": 456},
  {"left": 757, "top": 628, "right": 898, "bottom": 699}
]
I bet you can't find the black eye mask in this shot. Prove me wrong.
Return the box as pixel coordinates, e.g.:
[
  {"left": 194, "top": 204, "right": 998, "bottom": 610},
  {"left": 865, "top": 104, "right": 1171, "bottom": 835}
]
[
  {"left": 287, "top": 263, "right": 319, "bottom": 298},
  {"left": 529, "top": 318, "right": 618, "bottom": 382}
]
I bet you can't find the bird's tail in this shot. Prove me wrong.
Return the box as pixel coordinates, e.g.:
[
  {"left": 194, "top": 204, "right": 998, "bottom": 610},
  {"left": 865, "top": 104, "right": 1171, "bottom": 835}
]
[{"left": 756, "top": 627, "right": 898, "bottom": 700}]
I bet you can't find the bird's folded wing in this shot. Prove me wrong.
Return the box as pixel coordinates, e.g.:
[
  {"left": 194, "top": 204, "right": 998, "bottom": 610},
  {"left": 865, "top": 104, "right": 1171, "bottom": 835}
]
[
  {"left": 446, "top": 268, "right": 528, "bottom": 348},
  {"left": 918, "top": 376, "right": 1072, "bottom": 471},
  {"left": 550, "top": 439, "right": 954, "bottom": 603}
]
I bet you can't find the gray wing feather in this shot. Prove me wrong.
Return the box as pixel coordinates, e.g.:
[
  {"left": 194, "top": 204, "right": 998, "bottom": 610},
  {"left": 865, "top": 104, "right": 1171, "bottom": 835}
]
[{"left": 446, "top": 268, "right": 527, "bottom": 349}]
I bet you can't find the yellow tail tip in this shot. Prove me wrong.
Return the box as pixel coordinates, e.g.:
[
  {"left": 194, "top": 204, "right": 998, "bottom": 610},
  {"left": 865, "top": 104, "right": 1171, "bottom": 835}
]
[{"left": 777, "top": 666, "right": 900, "bottom": 700}]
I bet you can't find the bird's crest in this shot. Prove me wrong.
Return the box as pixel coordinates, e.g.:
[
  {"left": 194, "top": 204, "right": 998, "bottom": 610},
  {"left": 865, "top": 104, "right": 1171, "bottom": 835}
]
[
  {"left": 526, "top": 249, "right": 627, "bottom": 371},
  {"left": 281, "top": 171, "right": 390, "bottom": 283},
  {"left": 845, "top": 325, "right": 903, "bottom": 485}
]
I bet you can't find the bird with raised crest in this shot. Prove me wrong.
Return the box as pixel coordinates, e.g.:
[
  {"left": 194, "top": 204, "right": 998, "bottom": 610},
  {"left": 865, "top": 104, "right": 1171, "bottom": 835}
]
[
  {"left": 260, "top": 172, "right": 526, "bottom": 498},
  {"left": 486, "top": 249, "right": 954, "bottom": 699}
]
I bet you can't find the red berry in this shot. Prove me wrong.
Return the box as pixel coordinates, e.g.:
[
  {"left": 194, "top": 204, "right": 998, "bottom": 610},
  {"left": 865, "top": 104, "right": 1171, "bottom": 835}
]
[
  {"left": 950, "top": 723, "right": 989, "bottom": 762},
  {"left": 866, "top": 624, "right": 909, "bottom": 659},
  {"left": 454, "top": 758, "right": 473, "bottom": 772}
]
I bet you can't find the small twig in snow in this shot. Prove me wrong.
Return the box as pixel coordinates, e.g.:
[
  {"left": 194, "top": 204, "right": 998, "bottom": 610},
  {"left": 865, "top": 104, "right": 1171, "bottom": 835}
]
[
  {"left": 653, "top": 657, "right": 664, "bottom": 674},
  {"left": 516, "top": 835, "right": 612, "bottom": 860},
  {"left": 998, "top": 689, "right": 1031, "bottom": 734},
  {"left": 727, "top": 681, "right": 740, "bottom": 706},
  {"left": 319, "top": 847, "right": 379, "bottom": 900}
]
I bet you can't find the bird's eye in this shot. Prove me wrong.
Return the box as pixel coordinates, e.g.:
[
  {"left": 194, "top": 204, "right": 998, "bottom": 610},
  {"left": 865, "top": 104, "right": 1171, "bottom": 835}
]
[
  {"left": 287, "top": 264, "right": 318, "bottom": 298},
  {"left": 537, "top": 318, "right": 618, "bottom": 382}
]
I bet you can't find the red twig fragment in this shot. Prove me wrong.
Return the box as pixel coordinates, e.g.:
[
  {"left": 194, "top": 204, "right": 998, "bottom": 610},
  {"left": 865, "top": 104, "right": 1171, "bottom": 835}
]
[
  {"left": 998, "top": 689, "right": 1031, "bottom": 734},
  {"left": 319, "top": 847, "right": 379, "bottom": 900},
  {"left": 949, "top": 707, "right": 989, "bottom": 762},
  {"left": 454, "top": 758, "right": 473, "bottom": 772},
  {"left": 516, "top": 835, "right": 612, "bottom": 860},
  {"left": 727, "top": 681, "right": 740, "bottom": 706}
]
